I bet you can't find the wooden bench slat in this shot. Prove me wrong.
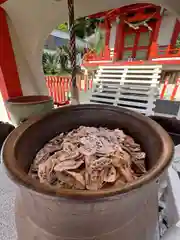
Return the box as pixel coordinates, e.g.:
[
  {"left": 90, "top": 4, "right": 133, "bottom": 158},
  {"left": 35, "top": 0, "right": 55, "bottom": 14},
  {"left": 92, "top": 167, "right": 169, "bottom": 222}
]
[
  {"left": 119, "top": 95, "right": 149, "bottom": 101},
  {"left": 102, "top": 69, "right": 162, "bottom": 74},
  {"left": 120, "top": 84, "right": 158, "bottom": 90},
  {"left": 120, "top": 89, "right": 150, "bottom": 95},
  {"left": 90, "top": 96, "right": 115, "bottom": 104},
  {"left": 96, "top": 79, "right": 159, "bottom": 84},
  {"left": 100, "top": 65, "right": 162, "bottom": 69},
  {"left": 117, "top": 100, "right": 149, "bottom": 107},
  {"left": 92, "top": 92, "right": 117, "bottom": 98},
  {"left": 98, "top": 74, "right": 161, "bottom": 79}
]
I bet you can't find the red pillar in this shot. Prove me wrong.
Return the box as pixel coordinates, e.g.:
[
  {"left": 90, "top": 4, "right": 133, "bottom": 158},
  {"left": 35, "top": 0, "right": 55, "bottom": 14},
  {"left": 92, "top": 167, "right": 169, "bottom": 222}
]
[
  {"left": 170, "top": 78, "right": 180, "bottom": 101},
  {"left": 105, "top": 19, "right": 111, "bottom": 48},
  {"left": 114, "top": 18, "right": 125, "bottom": 61},
  {"left": 160, "top": 78, "right": 168, "bottom": 99},
  {"left": 170, "top": 20, "right": 180, "bottom": 49},
  {"left": 132, "top": 31, "right": 140, "bottom": 58},
  {"left": 0, "top": 7, "right": 22, "bottom": 100},
  {"left": 148, "top": 8, "right": 162, "bottom": 59}
]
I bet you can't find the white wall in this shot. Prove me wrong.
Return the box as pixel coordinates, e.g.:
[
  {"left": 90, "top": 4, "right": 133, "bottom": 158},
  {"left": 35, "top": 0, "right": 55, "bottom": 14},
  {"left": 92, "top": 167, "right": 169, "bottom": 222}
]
[
  {"left": 0, "top": 93, "right": 10, "bottom": 123},
  {"left": 2, "top": 0, "right": 180, "bottom": 95},
  {"left": 6, "top": 16, "right": 44, "bottom": 96},
  {"left": 158, "top": 12, "right": 177, "bottom": 46},
  {"left": 51, "top": 30, "right": 89, "bottom": 49}
]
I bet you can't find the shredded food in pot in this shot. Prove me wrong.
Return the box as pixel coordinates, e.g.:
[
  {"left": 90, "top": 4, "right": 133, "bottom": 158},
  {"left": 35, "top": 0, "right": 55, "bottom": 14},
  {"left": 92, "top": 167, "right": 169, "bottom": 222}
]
[{"left": 29, "top": 126, "right": 147, "bottom": 190}]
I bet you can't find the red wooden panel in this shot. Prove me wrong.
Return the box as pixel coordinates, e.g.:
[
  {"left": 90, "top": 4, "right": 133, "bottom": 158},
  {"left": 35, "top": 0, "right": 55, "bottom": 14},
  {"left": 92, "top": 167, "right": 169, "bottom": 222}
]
[
  {"left": 55, "top": 76, "right": 60, "bottom": 103},
  {"left": 0, "top": 7, "right": 22, "bottom": 100},
  {"left": 171, "top": 78, "right": 180, "bottom": 101},
  {"left": 61, "top": 78, "right": 66, "bottom": 102},
  {"left": 160, "top": 78, "right": 169, "bottom": 99}
]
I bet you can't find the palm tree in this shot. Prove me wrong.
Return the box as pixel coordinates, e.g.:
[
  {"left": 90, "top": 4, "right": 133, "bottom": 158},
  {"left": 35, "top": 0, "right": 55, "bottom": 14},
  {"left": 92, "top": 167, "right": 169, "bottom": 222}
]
[
  {"left": 57, "top": 45, "right": 84, "bottom": 73},
  {"left": 56, "top": 17, "right": 97, "bottom": 39},
  {"left": 42, "top": 46, "right": 83, "bottom": 75},
  {"left": 42, "top": 52, "right": 60, "bottom": 75},
  {"left": 57, "top": 46, "right": 70, "bottom": 73}
]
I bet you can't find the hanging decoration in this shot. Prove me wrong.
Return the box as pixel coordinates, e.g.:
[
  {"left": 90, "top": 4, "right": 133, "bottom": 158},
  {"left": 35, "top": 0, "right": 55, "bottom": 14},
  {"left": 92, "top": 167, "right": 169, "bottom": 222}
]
[
  {"left": 67, "top": 0, "right": 79, "bottom": 104},
  {"left": 124, "top": 11, "right": 157, "bottom": 32}
]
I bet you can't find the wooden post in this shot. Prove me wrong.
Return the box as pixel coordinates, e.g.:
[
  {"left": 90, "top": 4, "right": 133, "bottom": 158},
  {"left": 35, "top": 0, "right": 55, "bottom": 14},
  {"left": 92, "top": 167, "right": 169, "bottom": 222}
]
[
  {"left": 170, "top": 20, "right": 180, "bottom": 49},
  {"left": 170, "top": 78, "right": 180, "bottom": 101},
  {"left": 105, "top": 19, "right": 111, "bottom": 48},
  {"left": 160, "top": 78, "right": 169, "bottom": 99},
  {"left": 148, "top": 7, "right": 162, "bottom": 59},
  {"left": 149, "top": 42, "right": 159, "bottom": 59},
  {"left": 114, "top": 18, "right": 125, "bottom": 61},
  {"left": 84, "top": 69, "right": 88, "bottom": 92}
]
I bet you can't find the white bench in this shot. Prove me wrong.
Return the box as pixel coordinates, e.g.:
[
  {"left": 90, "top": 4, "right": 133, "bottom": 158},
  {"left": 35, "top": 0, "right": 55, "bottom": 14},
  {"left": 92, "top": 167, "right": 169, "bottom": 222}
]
[{"left": 90, "top": 64, "right": 162, "bottom": 115}]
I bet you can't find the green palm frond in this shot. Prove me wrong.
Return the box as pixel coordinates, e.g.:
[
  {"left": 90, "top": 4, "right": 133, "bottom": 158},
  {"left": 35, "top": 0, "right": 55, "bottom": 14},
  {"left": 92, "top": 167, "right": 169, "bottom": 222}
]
[
  {"left": 42, "top": 52, "right": 60, "bottom": 75},
  {"left": 57, "top": 46, "right": 70, "bottom": 73},
  {"left": 57, "top": 44, "right": 84, "bottom": 73},
  {"left": 57, "top": 22, "right": 68, "bottom": 32},
  {"left": 56, "top": 17, "right": 98, "bottom": 39},
  {"left": 43, "top": 44, "right": 84, "bottom": 75},
  {"left": 90, "top": 28, "right": 105, "bottom": 55}
]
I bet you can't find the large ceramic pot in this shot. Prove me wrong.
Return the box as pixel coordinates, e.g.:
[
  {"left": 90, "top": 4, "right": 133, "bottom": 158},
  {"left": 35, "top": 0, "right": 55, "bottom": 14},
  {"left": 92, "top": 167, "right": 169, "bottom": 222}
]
[
  {"left": 5, "top": 95, "right": 54, "bottom": 126},
  {"left": 2, "top": 104, "right": 174, "bottom": 240}
]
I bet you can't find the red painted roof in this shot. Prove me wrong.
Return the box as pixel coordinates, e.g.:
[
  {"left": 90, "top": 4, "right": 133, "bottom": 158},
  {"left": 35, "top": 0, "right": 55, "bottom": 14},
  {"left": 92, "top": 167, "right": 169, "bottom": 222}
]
[{"left": 88, "top": 3, "right": 157, "bottom": 19}]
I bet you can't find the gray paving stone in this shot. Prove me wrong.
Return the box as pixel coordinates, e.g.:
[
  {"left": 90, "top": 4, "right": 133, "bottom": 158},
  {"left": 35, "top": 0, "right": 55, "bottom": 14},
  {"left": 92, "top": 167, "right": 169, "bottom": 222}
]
[
  {"left": 0, "top": 192, "right": 15, "bottom": 224},
  {"left": 0, "top": 164, "right": 17, "bottom": 240},
  {"left": 0, "top": 166, "right": 16, "bottom": 195},
  {"left": 162, "top": 223, "right": 180, "bottom": 240},
  {"left": 0, "top": 222, "right": 17, "bottom": 240}
]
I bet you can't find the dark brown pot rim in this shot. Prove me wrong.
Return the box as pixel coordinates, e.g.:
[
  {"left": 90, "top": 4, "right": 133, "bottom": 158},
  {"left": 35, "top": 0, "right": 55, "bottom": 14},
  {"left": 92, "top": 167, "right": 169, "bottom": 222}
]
[
  {"left": 2, "top": 104, "right": 174, "bottom": 199},
  {"left": 6, "top": 95, "right": 53, "bottom": 105}
]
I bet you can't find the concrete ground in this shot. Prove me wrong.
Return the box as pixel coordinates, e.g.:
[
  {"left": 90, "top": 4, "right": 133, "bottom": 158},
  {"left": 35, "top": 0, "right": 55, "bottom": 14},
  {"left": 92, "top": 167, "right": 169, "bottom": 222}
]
[
  {"left": 0, "top": 165, "right": 17, "bottom": 240},
  {"left": 163, "top": 224, "right": 180, "bottom": 240}
]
